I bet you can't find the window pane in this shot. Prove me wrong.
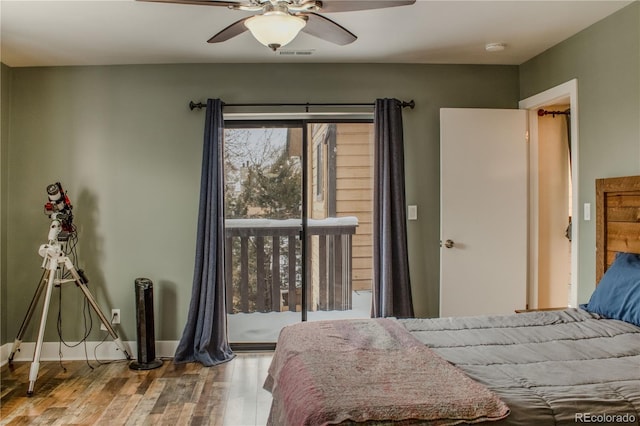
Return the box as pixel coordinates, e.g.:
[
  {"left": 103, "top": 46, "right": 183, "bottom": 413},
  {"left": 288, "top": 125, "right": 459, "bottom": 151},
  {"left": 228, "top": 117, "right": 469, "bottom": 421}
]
[
  {"left": 306, "top": 122, "right": 373, "bottom": 321},
  {"left": 224, "top": 125, "right": 302, "bottom": 343}
]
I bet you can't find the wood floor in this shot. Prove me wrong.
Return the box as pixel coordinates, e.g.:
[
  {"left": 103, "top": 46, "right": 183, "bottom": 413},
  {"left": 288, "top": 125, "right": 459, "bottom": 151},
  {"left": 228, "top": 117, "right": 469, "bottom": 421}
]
[{"left": 0, "top": 352, "right": 273, "bottom": 426}]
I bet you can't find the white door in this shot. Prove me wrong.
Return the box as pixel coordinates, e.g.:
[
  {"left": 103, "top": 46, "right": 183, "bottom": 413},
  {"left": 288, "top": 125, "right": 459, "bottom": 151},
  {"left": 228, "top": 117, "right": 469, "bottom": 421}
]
[{"left": 440, "top": 108, "right": 528, "bottom": 317}]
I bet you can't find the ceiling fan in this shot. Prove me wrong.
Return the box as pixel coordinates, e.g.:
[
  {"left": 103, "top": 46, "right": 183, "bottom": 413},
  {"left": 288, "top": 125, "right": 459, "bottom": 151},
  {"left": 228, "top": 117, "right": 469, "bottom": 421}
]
[{"left": 138, "top": 0, "right": 416, "bottom": 51}]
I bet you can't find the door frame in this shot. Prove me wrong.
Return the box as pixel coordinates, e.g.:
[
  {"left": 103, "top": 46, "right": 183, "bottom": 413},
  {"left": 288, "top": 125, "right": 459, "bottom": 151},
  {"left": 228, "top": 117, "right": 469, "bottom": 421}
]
[
  {"left": 223, "top": 116, "right": 374, "bottom": 343},
  {"left": 519, "top": 79, "right": 579, "bottom": 309}
]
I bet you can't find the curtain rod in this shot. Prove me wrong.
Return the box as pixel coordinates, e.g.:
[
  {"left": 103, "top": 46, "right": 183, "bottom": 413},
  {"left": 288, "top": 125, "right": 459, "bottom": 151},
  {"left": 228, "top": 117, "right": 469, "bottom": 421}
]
[
  {"left": 188, "top": 100, "right": 415, "bottom": 111},
  {"left": 538, "top": 108, "right": 570, "bottom": 117}
]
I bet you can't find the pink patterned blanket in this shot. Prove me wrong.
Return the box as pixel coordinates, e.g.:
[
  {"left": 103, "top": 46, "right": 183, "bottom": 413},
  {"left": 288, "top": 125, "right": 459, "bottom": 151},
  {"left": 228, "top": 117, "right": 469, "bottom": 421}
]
[{"left": 264, "top": 318, "right": 510, "bottom": 426}]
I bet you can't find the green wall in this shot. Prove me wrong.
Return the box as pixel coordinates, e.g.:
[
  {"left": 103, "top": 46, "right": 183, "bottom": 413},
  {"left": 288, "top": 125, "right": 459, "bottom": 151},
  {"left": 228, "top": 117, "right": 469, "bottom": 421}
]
[
  {"left": 520, "top": 2, "right": 640, "bottom": 303},
  {"left": 0, "top": 63, "right": 519, "bottom": 344},
  {"left": 1, "top": 64, "right": 10, "bottom": 345}
]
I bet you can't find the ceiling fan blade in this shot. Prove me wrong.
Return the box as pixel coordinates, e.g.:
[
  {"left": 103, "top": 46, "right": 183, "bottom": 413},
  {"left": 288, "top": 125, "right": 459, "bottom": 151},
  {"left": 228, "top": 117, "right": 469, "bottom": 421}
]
[
  {"left": 208, "top": 17, "right": 250, "bottom": 43},
  {"left": 301, "top": 13, "right": 356, "bottom": 46},
  {"left": 317, "top": 0, "right": 415, "bottom": 13},
  {"left": 137, "top": 0, "right": 240, "bottom": 7}
]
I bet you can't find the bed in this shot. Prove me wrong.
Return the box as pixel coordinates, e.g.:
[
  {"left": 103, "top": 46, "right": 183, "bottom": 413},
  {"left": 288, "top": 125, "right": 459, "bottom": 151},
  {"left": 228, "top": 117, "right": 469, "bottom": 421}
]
[{"left": 264, "top": 175, "right": 640, "bottom": 426}]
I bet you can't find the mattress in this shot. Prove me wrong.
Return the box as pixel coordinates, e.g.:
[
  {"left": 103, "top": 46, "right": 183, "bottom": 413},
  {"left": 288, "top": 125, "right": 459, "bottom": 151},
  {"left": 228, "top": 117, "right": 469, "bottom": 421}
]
[
  {"left": 265, "top": 318, "right": 510, "bottom": 426},
  {"left": 400, "top": 308, "right": 640, "bottom": 425}
]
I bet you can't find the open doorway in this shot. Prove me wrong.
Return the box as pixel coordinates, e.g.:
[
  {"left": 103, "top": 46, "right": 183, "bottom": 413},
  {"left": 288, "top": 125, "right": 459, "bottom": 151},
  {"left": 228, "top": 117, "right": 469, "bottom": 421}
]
[
  {"left": 520, "top": 79, "right": 579, "bottom": 309},
  {"left": 536, "top": 105, "right": 572, "bottom": 308}
]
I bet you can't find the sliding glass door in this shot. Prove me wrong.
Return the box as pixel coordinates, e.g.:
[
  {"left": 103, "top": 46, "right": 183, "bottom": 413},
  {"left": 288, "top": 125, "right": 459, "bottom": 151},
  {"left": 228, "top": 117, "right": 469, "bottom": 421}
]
[{"left": 223, "top": 120, "right": 373, "bottom": 344}]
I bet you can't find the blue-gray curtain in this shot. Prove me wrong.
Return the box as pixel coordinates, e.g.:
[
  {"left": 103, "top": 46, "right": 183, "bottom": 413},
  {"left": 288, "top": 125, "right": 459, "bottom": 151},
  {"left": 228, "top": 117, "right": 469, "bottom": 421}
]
[
  {"left": 372, "top": 98, "right": 414, "bottom": 318},
  {"left": 174, "top": 98, "right": 235, "bottom": 366}
]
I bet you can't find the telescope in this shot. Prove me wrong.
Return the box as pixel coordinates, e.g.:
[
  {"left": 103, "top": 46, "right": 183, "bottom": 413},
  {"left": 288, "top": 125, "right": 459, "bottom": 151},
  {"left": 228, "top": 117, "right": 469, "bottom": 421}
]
[
  {"left": 43, "top": 182, "right": 74, "bottom": 241},
  {"left": 9, "top": 181, "right": 131, "bottom": 395}
]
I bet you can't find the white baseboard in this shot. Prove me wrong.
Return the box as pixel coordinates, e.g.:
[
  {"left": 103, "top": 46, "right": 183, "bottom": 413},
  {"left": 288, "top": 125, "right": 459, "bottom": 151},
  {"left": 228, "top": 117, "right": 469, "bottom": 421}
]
[{"left": 0, "top": 340, "right": 178, "bottom": 367}]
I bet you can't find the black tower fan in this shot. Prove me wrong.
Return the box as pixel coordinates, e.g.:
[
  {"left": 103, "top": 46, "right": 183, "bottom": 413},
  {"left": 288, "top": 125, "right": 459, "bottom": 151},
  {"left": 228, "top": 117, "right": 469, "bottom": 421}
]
[{"left": 129, "top": 278, "right": 163, "bottom": 370}]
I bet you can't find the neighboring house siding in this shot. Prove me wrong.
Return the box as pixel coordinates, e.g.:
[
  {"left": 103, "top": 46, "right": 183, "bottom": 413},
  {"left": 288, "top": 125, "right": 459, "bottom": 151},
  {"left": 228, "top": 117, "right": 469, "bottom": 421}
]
[
  {"left": 309, "top": 123, "right": 328, "bottom": 309},
  {"left": 310, "top": 122, "right": 374, "bottom": 297},
  {"left": 335, "top": 123, "right": 374, "bottom": 292}
]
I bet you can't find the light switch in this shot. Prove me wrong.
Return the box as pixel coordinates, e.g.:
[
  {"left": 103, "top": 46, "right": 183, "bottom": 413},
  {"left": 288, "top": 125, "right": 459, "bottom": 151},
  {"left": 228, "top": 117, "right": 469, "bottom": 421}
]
[
  {"left": 584, "top": 203, "right": 591, "bottom": 221},
  {"left": 408, "top": 205, "right": 418, "bottom": 221}
]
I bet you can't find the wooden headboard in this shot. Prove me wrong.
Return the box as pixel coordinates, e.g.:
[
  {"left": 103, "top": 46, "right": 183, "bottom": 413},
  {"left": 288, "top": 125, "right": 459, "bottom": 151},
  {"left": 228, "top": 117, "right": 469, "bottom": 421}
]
[{"left": 596, "top": 175, "right": 640, "bottom": 283}]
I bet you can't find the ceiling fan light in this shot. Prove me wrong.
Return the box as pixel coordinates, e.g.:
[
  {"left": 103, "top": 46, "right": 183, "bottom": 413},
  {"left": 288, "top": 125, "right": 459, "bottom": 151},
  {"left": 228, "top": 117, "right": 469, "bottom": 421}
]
[{"left": 245, "top": 12, "right": 306, "bottom": 50}]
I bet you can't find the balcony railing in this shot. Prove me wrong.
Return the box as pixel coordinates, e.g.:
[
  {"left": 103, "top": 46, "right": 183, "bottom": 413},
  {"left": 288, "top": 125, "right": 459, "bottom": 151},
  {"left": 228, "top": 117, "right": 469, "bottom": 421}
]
[{"left": 224, "top": 217, "right": 358, "bottom": 314}]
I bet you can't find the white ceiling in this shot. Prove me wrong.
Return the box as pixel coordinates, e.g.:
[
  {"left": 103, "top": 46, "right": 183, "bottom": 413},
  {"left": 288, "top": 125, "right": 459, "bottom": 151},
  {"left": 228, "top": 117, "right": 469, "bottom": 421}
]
[{"left": 0, "top": 0, "right": 634, "bottom": 67}]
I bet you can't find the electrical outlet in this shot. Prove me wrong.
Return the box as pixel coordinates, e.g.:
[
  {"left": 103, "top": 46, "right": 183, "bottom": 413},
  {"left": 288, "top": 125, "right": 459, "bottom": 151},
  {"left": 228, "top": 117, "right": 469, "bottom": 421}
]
[{"left": 100, "top": 309, "right": 120, "bottom": 331}]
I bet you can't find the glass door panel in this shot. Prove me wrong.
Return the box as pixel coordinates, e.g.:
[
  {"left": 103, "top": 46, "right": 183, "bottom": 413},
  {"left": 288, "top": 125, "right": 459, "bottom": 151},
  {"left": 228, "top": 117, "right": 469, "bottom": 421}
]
[
  {"left": 305, "top": 122, "right": 374, "bottom": 321},
  {"left": 223, "top": 124, "right": 303, "bottom": 343}
]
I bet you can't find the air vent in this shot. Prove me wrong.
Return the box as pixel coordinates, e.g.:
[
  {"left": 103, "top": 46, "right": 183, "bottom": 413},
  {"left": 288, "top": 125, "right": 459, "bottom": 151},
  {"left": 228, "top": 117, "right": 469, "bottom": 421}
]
[{"left": 277, "top": 49, "right": 315, "bottom": 56}]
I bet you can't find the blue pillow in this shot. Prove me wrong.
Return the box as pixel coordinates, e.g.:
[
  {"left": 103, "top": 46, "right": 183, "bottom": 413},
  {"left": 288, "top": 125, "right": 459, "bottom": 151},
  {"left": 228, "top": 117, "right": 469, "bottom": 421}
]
[{"left": 582, "top": 252, "right": 640, "bottom": 326}]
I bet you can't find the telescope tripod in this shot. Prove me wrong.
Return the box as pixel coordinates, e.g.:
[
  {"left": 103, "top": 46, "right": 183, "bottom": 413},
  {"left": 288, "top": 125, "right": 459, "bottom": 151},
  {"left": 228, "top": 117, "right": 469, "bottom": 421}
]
[{"left": 8, "top": 241, "right": 131, "bottom": 396}]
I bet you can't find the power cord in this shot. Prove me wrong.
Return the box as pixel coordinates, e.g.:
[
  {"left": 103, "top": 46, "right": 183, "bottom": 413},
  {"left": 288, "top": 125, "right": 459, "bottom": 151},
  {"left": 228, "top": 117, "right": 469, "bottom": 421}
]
[
  {"left": 93, "top": 311, "right": 121, "bottom": 365},
  {"left": 56, "top": 272, "right": 95, "bottom": 371},
  {"left": 55, "top": 227, "right": 126, "bottom": 368}
]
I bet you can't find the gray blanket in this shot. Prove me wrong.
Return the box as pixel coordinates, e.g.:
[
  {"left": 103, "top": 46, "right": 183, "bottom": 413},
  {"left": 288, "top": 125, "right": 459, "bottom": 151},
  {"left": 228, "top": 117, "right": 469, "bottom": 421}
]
[{"left": 400, "top": 309, "right": 640, "bottom": 425}]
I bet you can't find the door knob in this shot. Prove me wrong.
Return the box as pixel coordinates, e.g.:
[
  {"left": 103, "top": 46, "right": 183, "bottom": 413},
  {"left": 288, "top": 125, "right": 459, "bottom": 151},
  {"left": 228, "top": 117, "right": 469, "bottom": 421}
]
[{"left": 444, "top": 239, "right": 455, "bottom": 249}]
